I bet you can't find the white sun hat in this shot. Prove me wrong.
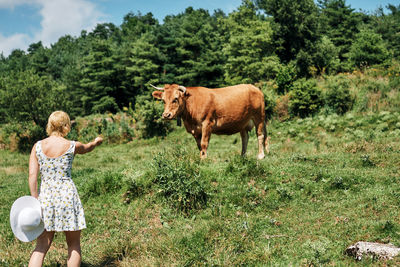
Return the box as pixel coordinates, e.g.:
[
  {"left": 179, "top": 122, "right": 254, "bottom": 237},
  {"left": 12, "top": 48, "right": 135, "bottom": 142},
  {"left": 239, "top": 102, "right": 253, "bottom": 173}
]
[{"left": 10, "top": 196, "right": 44, "bottom": 242}]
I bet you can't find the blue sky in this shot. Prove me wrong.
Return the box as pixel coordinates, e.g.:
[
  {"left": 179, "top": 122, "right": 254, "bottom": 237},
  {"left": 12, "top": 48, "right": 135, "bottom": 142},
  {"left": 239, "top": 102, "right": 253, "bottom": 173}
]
[{"left": 0, "top": 0, "right": 399, "bottom": 56}]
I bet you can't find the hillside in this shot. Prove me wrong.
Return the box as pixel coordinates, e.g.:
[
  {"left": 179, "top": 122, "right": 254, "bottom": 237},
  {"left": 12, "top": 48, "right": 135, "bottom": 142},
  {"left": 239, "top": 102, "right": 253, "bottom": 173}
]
[{"left": 1, "top": 104, "right": 399, "bottom": 265}]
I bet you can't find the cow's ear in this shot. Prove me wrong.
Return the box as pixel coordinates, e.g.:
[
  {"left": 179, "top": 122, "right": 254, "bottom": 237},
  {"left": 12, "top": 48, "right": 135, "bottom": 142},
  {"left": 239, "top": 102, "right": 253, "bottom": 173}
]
[
  {"left": 178, "top": 86, "right": 188, "bottom": 96},
  {"left": 152, "top": 91, "right": 163, "bottom": 100},
  {"left": 178, "top": 90, "right": 188, "bottom": 97}
]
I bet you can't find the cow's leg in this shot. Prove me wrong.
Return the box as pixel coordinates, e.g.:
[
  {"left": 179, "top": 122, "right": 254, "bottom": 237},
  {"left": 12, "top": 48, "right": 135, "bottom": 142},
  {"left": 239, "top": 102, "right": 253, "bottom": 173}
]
[
  {"left": 200, "top": 121, "right": 213, "bottom": 159},
  {"left": 254, "top": 117, "right": 267, "bottom": 160},
  {"left": 200, "top": 132, "right": 211, "bottom": 159},
  {"left": 240, "top": 130, "right": 249, "bottom": 156},
  {"left": 194, "top": 134, "right": 202, "bottom": 150}
]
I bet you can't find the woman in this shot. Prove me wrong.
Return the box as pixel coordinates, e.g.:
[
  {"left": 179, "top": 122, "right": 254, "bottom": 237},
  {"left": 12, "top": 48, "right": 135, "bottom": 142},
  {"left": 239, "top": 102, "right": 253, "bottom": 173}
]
[{"left": 28, "top": 111, "right": 103, "bottom": 267}]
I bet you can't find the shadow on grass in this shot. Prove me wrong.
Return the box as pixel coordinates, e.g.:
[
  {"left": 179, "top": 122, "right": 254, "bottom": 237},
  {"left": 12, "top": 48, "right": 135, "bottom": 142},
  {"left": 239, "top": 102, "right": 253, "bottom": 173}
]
[
  {"left": 42, "top": 257, "right": 118, "bottom": 267},
  {"left": 81, "top": 252, "right": 128, "bottom": 267},
  {"left": 81, "top": 258, "right": 118, "bottom": 267}
]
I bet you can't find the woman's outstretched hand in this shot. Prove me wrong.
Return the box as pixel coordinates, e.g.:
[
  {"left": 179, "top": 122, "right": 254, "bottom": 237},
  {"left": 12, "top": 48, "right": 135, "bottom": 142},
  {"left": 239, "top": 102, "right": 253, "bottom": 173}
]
[
  {"left": 75, "top": 136, "right": 103, "bottom": 155},
  {"left": 95, "top": 136, "right": 103, "bottom": 145}
]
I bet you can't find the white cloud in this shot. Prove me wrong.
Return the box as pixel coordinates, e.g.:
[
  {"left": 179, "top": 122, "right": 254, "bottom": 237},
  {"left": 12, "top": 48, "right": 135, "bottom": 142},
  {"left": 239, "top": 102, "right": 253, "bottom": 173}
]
[
  {"left": 36, "top": 0, "right": 104, "bottom": 46},
  {"left": 0, "top": 0, "right": 33, "bottom": 9},
  {"left": 0, "top": 32, "right": 30, "bottom": 56},
  {"left": 0, "top": 0, "right": 105, "bottom": 56}
]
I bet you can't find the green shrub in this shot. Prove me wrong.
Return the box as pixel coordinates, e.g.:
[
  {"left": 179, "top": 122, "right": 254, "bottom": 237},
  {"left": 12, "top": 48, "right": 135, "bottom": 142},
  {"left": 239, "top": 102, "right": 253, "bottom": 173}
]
[
  {"left": 275, "top": 63, "right": 297, "bottom": 95},
  {"left": 264, "top": 88, "right": 277, "bottom": 121},
  {"left": 0, "top": 122, "right": 45, "bottom": 152},
  {"left": 68, "top": 113, "right": 136, "bottom": 144},
  {"left": 348, "top": 28, "right": 390, "bottom": 68},
  {"left": 134, "top": 96, "right": 172, "bottom": 139},
  {"left": 119, "top": 116, "right": 135, "bottom": 141},
  {"left": 151, "top": 148, "right": 208, "bottom": 215},
  {"left": 387, "top": 61, "right": 400, "bottom": 90},
  {"left": 362, "top": 80, "right": 390, "bottom": 95},
  {"left": 295, "top": 49, "right": 314, "bottom": 77},
  {"left": 355, "top": 80, "right": 392, "bottom": 112},
  {"left": 313, "top": 36, "right": 340, "bottom": 75},
  {"left": 123, "top": 170, "right": 152, "bottom": 204},
  {"left": 289, "top": 79, "right": 323, "bottom": 118},
  {"left": 80, "top": 171, "right": 124, "bottom": 200},
  {"left": 324, "top": 77, "right": 354, "bottom": 115},
  {"left": 73, "top": 118, "right": 100, "bottom": 143},
  {"left": 353, "top": 90, "right": 369, "bottom": 113},
  {"left": 123, "top": 178, "right": 144, "bottom": 204}
]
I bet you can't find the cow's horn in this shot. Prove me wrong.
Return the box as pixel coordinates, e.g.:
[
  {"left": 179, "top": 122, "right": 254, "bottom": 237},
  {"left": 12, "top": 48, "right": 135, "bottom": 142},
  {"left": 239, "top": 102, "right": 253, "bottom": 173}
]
[
  {"left": 149, "top": 84, "right": 164, "bottom": 90},
  {"left": 178, "top": 85, "right": 187, "bottom": 93}
]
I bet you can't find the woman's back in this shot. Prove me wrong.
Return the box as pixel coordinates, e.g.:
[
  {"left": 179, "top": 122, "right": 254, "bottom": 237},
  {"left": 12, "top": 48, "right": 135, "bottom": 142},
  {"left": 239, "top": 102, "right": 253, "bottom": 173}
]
[
  {"left": 40, "top": 136, "right": 72, "bottom": 158},
  {"left": 36, "top": 138, "right": 75, "bottom": 183}
]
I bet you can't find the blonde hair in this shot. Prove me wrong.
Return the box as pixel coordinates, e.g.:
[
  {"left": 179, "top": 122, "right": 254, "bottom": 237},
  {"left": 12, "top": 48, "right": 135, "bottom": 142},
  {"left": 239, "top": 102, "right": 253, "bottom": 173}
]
[{"left": 46, "top": 111, "right": 71, "bottom": 137}]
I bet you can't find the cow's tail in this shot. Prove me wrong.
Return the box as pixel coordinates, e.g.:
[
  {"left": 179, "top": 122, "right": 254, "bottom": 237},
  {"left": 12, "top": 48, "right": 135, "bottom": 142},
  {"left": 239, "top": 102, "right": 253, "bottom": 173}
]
[
  {"left": 264, "top": 122, "right": 270, "bottom": 154},
  {"left": 260, "top": 89, "right": 270, "bottom": 154}
]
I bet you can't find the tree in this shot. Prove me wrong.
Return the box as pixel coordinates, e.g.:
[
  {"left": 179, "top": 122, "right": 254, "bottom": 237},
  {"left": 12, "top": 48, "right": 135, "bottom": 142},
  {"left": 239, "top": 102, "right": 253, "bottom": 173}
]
[
  {"left": 121, "top": 12, "right": 158, "bottom": 42},
  {"left": 89, "top": 23, "right": 121, "bottom": 42},
  {"left": 27, "top": 41, "right": 51, "bottom": 75},
  {"left": 47, "top": 35, "right": 79, "bottom": 80},
  {"left": 312, "top": 35, "right": 340, "bottom": 74},
  {"left": 256, "top": 0, "right": 320, "bottom": 76},
  {"left": 3, "top": 49, "right": 29, "bottom": 73},
  {"left": 114, "top": 13, "right": 164, "bottom": 108},
  {"left": 47, "top": 34, "right": 94, "bottom": 117},
  {"left": 372, "top": 4, "right": 400, "bottom": 59},
  {"left": 318, "top": 0, "right": 362, "bottom": 62},
  {"left": 0, "top": 69, "right": 71, "bottom": 128},
  {"left": 160, "top": 7, "right": 225, "bottom": 87},
  {"left": 347, "top": 28, "right": 390, "bottom": 68},
  {"left": 79, "top": 39, "right": 119, "bottom": 114},
  {"left": 223, "top": 0, "right": 279, "bottom": 84},
  {"left": 125, "top": 32, "right": 164, "bottom": 95}
]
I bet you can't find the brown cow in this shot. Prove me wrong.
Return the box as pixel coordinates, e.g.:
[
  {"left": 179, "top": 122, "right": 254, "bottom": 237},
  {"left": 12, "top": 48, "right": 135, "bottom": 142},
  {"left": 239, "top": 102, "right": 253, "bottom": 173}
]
[{"left": 151, "top": 84, "right": 269, "bottom": 159}]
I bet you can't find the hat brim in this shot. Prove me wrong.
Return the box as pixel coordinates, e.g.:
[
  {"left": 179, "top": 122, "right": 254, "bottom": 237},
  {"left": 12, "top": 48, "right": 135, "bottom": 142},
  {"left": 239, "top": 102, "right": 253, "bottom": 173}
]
[{"left": 10, "top": 196, "right": 45, "bottom": 242}]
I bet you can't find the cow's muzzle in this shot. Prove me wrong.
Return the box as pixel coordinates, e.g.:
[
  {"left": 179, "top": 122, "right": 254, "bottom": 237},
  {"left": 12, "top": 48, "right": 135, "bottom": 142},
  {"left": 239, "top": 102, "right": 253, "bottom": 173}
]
[{"left": 162, "top": 112, "right": 173, "bottom": 119}]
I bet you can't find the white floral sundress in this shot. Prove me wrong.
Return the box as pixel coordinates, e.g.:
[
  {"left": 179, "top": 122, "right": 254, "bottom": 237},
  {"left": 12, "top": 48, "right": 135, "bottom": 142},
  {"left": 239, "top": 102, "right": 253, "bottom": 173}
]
[{"left": 36, "top": 141, "right": 86, "bottom": 231}]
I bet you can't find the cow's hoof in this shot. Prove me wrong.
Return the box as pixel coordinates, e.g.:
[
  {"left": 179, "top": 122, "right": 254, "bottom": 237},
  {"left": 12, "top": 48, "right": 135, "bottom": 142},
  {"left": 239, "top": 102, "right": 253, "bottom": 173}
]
[{"left": 257, "top": 154, "right": 265, "bottom": 160}]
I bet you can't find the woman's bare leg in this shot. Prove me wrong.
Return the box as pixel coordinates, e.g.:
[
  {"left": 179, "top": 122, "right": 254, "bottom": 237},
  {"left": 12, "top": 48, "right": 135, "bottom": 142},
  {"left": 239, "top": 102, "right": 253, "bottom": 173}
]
[
  {"left": 65, "top": 230, "right": 81, "bottom": 267},
  {"left": 28, "top": 230, "right": 55, "bottom": 267}
]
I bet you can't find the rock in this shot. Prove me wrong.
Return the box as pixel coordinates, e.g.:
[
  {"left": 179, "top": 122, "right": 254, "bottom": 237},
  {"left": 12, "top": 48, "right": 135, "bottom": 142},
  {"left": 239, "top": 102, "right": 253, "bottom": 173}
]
[{"left": 345, "top": 241, "right": 400, "bottom": 260}]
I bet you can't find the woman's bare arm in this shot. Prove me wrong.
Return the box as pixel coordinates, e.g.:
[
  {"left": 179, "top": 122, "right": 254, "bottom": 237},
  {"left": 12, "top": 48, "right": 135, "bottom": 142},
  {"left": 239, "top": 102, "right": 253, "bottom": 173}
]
[
  {"left": 75, "top": 137, "right": 103, "bottom": 155},
  {"left": 28, "top": 144, "right": 39, "bottom": 198}
]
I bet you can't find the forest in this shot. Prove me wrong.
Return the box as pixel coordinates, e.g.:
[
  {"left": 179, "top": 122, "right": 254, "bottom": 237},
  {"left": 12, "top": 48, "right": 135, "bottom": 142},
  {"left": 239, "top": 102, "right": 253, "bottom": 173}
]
[{"left": 0, "top": 0, "right": 399, "bottom": 150}]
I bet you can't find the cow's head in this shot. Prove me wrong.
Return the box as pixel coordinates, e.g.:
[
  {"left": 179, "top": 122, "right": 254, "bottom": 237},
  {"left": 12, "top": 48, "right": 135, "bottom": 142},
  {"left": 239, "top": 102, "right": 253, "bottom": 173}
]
[{"left": 151, "top": 84, "right": 187, "bottom": 120}]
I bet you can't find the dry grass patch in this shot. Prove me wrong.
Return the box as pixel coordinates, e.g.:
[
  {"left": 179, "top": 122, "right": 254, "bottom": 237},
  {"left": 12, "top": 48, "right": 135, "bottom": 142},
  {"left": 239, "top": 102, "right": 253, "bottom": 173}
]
[{"left": 0, "top": 166, "right": 25, "bottom": 176}]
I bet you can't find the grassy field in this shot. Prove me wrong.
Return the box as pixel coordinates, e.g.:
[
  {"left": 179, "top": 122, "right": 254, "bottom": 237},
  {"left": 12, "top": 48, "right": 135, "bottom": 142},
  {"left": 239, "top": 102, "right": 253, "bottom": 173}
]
[{"left": 1, "top": 110, "right": 400, "bottom": 266}]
